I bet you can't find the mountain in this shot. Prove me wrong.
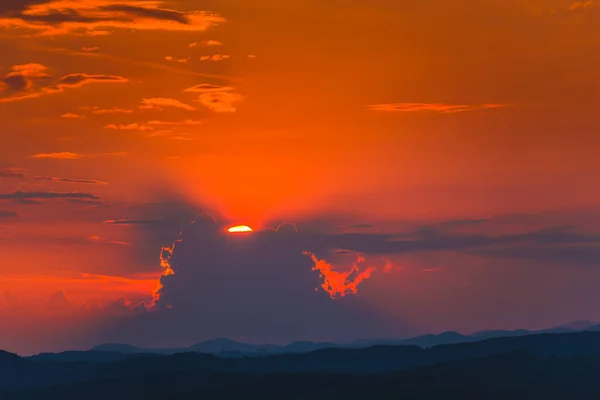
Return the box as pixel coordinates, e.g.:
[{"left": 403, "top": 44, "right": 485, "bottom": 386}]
[
  {"left": 7, "top": 352, "right": 600, "bottom": 400},
  {"left": 85, "top": 320, "right": 599, "bottom": 357},
  {"left": 5, "top": 332, "right": 600, "bottom": 393}
]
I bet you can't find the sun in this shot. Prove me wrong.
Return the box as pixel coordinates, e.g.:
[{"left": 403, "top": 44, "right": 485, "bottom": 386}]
[{"left": 227, "top": 225, "right": 254, "bottom": 233}]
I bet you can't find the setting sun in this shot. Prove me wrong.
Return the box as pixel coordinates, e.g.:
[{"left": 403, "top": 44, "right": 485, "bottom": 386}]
[{"left": 227, "top": 225, "right": 254, "bottom": 233}]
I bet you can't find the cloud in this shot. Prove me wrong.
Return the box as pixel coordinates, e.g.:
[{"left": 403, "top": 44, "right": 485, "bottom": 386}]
[
  {"left": 81, "top": 46, "right": 99, "bottom": 52},
  {"left": 0, "top": 0, "right": 225, "bottom": 37},
  {"left": 60, "top": 112, "right": 85, "bottom": 119},
  {"left": 0, "top": 64, "right": 128, "bottom": 103},
  {"left": 105, "top": 123, "right": 153, "bottom": 132},
  {"left": 196, "top": 91, "right": 244, "bottom": 113},
  {"left": 189, "top": 42, "right": 197, "bottom": 48},
  {"left": 200, "top": 54, "right": 230, "bottom": 61},
  {"left": 104, "top": 219, "right": 168, "bottom": 226},
  {"left": 34, "top": 176, "right": 108, "bottom": 185},
  {"left": 102, "top": 215, "right": 404, "bottom": 346},
  {"left": 184, "top": 84, "right": 243, "bottom": 113},
  {"left": 146, "top": 119, "right": 204, "bottom": 127},
  {"left": 29, "top": 151, "right": 127, "bottom": 159},
  {"left": 184, "top": 84, "right": 243, "bottom": 112},
  {"left": 29, "top": 152, "right": 85, "bottom": 159},
  {"left": 0, "top": 169, "right": 25, "bottom": 178},
  {"left": 0, "top": 211, "right": 19, "bottom": 218},
  {"left": 0, "top": 190, "right": 101, "bottom": 201},
  {"left": 184, "top": 84, "right": 236, "bottom": 94},
  {"left": 569, "top": 1, "right": 595, "bottom": 10},
  {"left": 367, "top": 103, "right": 506, "bottom": 113},
  {"left": 87, "top": 107, "right": 133, "bottom": 114},
  {"left": 139, "top": 98, "right": 196, "bottom": 112},
  {"left": 202, "top": 40, "right": 223, "bottom": 46}
]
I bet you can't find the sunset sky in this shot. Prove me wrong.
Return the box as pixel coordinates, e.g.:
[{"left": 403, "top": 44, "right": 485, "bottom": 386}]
[{"left": 1, "top": 0, "right": 600, "bottom": 355}]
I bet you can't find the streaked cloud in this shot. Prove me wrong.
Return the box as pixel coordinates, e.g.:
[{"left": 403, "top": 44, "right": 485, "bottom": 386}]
[
  {"left": 568, "top": 1, "right": 595, "bottom": 10},
  {"left": 0, "top": 0, "right": 225, "bottom": 37},
  {"left": 0, "top": 211, "right": 19, "bottom": 218},
  {"left": 139, "top": 98, "right": 196, "bottom": 112},
  {"left": 80, "top": 46, "right": 99, "bottom": 52},
  {"left": 0, "top": 64, "right": 128, "bottom": 103},
  {"left": 200, "top": 54, "right": 230, "bottom": 61},
  {"left": 104, "top": 123, "right": 153, "bottom": 132},
  {"left": 34, "top": 176, "right": 109, "bottom": 185},
  {"left": 184, "top": 84, "right": 236, "bottom": 94},
  {"left": 0, "top": 190, "right": 101, "bottom": 201},
  {"left": 185, "top": 84, "right": 243, "bottom": 113},
  {"left": 29, "top": 152, "right": 85, "bottom": 160},
  {"left": 29, "top": 151, "right": 127, "bottom": 159},
  {"left": 367, "top": 103, "right": 507, "bottom": 113},
  {"left": 202, "top": 40, "right": 223, "bottom": 46},
  {"left": 104, "top": 219, "right": 168, "bottom": 225},
  {"left": 0, "top": 169, "right": 25, "bottom": 178},
  {"left": 60, "top": 112, "right": 85, "bottom": 119}
]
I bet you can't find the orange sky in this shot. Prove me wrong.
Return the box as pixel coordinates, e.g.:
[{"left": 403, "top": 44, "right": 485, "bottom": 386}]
[{"left": 1, "top": 0, "right": 600, "bottom": 354}]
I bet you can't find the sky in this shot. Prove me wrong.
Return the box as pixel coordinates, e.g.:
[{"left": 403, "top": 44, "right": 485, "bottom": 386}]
[{"left": 1, "top": 0, "right": 600, "bottom": 355}]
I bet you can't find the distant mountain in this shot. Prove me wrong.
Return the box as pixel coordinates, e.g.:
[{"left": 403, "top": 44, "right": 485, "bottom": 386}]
[
  {"left": 8, "top": 352, "right": 600, "bottom": 400},
  {"left": 5, "top": 332, "right": 600, "bottom": 393},
  {"left": 90, "top": 338, "right": 335, "bottom": 357}
]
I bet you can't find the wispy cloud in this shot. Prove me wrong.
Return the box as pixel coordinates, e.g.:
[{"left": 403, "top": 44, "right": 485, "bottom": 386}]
[
  {"left": 104, "top": 219, "right": 168, "bottom": 226},
  {"left": 0, "top": 0, "right": 225, "bottom": 37},
  {"left": 184, "top": 84, "right": 243, "bottom": 113},
  {"left": 30, "top": 152, "right": 85, "bottom": 160},
  {"left": 34, "top": 176, "right": 109, "bottom": 185},
  {"left": 139, "top": 98, "right": 196, "bottom": 112},
  {"left": 202, "top": 40, "right": 223, "bottom": 46},
  {"left": 0, "top": 211, "right": 19, "bottom": 218},
  {"left": 29, "top": 151, "right": 127, "bottom": 159},
  {"left": 200, "top": 54, "right": 230, "bottom": 61},
  {"left": 0, "top": 169, "right": 25, "bottom": 178},
  {"left": 0, "top": 190, "right": 101, "bottom": 201},
  {"left": 367, "top": 103, "right": 506, "bottom": 113},
  {"left": 0, "top": 64, "right": 128, "bottom": 103},
  {"left": 60, "top": 112, "right": 85, "bottom": 119}
]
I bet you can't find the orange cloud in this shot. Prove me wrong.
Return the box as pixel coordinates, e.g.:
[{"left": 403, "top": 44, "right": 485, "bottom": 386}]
[
  {"left": 202, "top": 40, "right": 224, "bottom": 46},
  {"left": 87, "top": 107, "right": 134, "bottom": 114},
  {"left": 105, "top": 123, "right": 153, "bottom": 132},
  {"left": 29, "top": 151, "right": 127, "bottom": 159},
  {"left": 81, "top": 46, "right": 99, "bottom": 52},
  {"left": 569, "top": 1, "right": 595, "bottom": 10},
  {"left": 146, "top": 119, "right": 204, "bottom": 126},
  {"left": 367, "top": 103, "right": 506, "bottom": 113},
  {"left": 139, "top": 98, "right": 196, "bottom": 111},
  {"left": 29, "top": 152, "right": 85, "bottom": 160},
  {"left": 304, "top": 252, "right": 375, "bottom": 299},
  {"left": 0, "top": 0, "right": 225, "bottom": 37},
  {"left": 0, "top": 64, "right": 128, "bottom": 103},
  {"left": 200, "top": 54, "right": 230, "bottom": 61},
  {"left": 60, "top": 112, "right": 85, "bottom": 119},
  {"left": 34, "top": 176, "right": 108, "bottom": 185},
  {"left": 185, "top": 84, "right": 244, "bottom": 113}
]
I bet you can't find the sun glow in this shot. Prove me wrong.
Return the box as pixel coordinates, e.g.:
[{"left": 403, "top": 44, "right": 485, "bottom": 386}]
[{"left": 227, "top": 225, "right": 254, "bottom": 233}]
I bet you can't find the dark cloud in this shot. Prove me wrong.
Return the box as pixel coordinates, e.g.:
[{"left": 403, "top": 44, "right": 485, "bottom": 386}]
[
  {"left": 0, "top": 190, "right": 101, "bottom": 201},
  {"left": 0, "top": 169, "right": 25, "bottom": 178},
  {"left": 18, "top": 9, "right": 119, "bottom": 24},
  {"left": 104, "top": 219, "right": 169, "bottom": 226},
  {"left": 99, "top": 4, "right": 189, "bottom": 24},
  {"left": 0, "top": 211, "right": 18, "bottom": 218},
  {"left": 34, "top": 176, "right": 108, "bottom": 185},
  {"left": 465, "top": 245, "right": 600, "bottom": 266},
  {"left": 0, "top": 0, "right": 50, "bottom": 15},
  {"left": 0, "top": 65, "right": 128, "bottom": 103},
  {"left": 102, "top": 215, "right": 406, "bottom": 346},
  {"left": 57, "top": 74, "right": 128, "bottom": 87}
]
